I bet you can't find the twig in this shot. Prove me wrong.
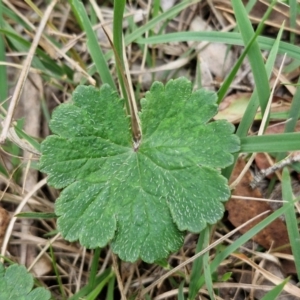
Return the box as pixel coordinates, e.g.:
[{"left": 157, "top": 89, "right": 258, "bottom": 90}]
[{"left": 250, "top": 153, "right": 300, "bottom": 188}]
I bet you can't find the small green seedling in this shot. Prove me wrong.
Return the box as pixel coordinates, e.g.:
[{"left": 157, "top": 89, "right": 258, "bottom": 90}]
[
  {"left": 0, "top": 263, "right": 51, "bottom": 300},
  {"left": 40, "top": 77, "right": 240, "bottom": 263}
]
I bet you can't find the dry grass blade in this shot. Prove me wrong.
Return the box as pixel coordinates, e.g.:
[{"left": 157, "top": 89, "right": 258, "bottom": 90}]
[
  {"left": 1, "top": 1, "right": 299, "bottom": 298},
  {"left": 249, "top": 54, "right": 293, "bottom": 188},
  {"left": 232, "top": 252, "right": 300, "bottom": 297},
  {"left": 231, "top": 54, "right": 287, "bottom": 190},
  {"left": 102, "top": 26, "right": 141, "bottom": 143},
  {"left": 139, "top": 210, "right": 270, "bottom": 297},
  {"left": 0, "top": 178, "right": 47, "bottom": 261},
  {"left": 27, "top": 233, "right": 61, "bottom": 272},
  {"left": 0, "top": 0, "right": 58, "bottom": 143},
  {"left": 112, "top": 253, "right": 127, "bottom": 300}
]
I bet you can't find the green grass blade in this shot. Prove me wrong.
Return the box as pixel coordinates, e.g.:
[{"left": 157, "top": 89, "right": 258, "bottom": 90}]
[
  {"left": 245, "top": 0, "right": 258, "bottom": 12},
  {"left": 113, "top": 0, "right": 125, "bottom": 68},
  {"left": 89, "top": 3, "right": 97, "bottom": 26},
  {"left": 69, "top": 269, "right": 112, "bottom": 300},
  {"left": 69, "top": 0, "right": 116, "bottom": 89},
  {"left": 240, "top": 133, "right": 300, "bottom": 153},
  {"left": 112, "top": 1, "right": 141, "bottom": 140},
  {"left": 188, "top": 230, "right": 206, "bottom": 299},
  {"left": 126, "top": 0, "right": 199, "bottom": 45},
  {"left": 87, "top": 0, "right": 199, "bottom": 77},
  {"left": 50, "top": 244, "right": 66, "bottom": 299},
  {"left": 261, "top": 278, "right": 289, "bottom": 300},
  {"left": 282, "top": 168, "right": 300, "bottom": 279},
  {"left": 178, "top": 280, "right": 186, "bottom": 300},
  {"left": 139, "top": 32, "right": 300, "bottom": 62},
  {"left": 217, "top": 0, "right": 276, "bottom": 104},
  {"left": 202, "top": 227, "right": 214, "bottom": 300},
  {"left": 1, "top": 3, "right": 32, "bottom": 30},
  {"left": 41, "top": 96, "right": 51, "bottom": 124},
  {"left": 113, "top": 0, "right": 128, "bottom": 106},
  {"left": 105, "top": 275, "right": 116, "bottom": 300},
  {"left": 85, "top": 271, "right": 114, "bottom": 300},
  {"left": 194, "top": 203, "right": 292, "bottom": 289},
  {"left": 231, "top": 0, "right": 272, "bottom": 115},
  {"left": 152, "top": 0, "right": 161, "bottom": 18},
  {"left": 289, "top": 0, "right": 297, "bottom": 43},
  {"left": 0, "top": 44, "right": 7, "bottom": 103},
  {"left": 0, "top": 4, "right": 7, "bottom": 105},
  {"left": 222, "top": 25, "right": 284, "bottom": 179},
  {"left": 0, "top": 27, "right": 71, "bottom": 81},
  {"left": 276, "top": 74, "right": 300, "bottom": 162},
  {"left": 217, "top": 33, "right": 255, "bottom": 103},
  {"left": 89, "top": 248, "right": 101, "bottom": 288},
  {"left": 14, "top": 124, "right": 41, "bottom": 153},
  {"left": 16, "top": 212, "right": 56, "bottom": 219},
  {"left": 283, "top": 81, "right": 300, "bottom": 133}
]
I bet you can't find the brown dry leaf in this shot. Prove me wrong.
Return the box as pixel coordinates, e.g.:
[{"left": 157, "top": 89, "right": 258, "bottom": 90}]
[
  {"left": 215, "top": 93, "right": 251, "bottom": 124},
  {"left": 227, "top": 158, "right": 295, "bottom": 273},
  {"left": 265, "top": 120, "right": 300, "bottom": 135},
  {"left": 0, "top": 207, "right": 10, "bottom": 248},
  {"left": 216, "top": 94, "right": 291, "bottom": 125}
]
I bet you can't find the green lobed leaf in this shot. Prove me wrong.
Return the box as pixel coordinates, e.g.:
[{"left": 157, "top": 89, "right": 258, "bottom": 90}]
[
  {"left": 40, "top": 77, "right": 240, "bottom": 262},
  {"left": 0, "top": 263, "right": 51, "bottom": 300}
]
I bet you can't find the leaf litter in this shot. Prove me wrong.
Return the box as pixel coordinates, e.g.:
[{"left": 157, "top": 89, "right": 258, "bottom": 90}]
[{"left": 2, "top": 1, "right": 300, "bottom": 298}]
